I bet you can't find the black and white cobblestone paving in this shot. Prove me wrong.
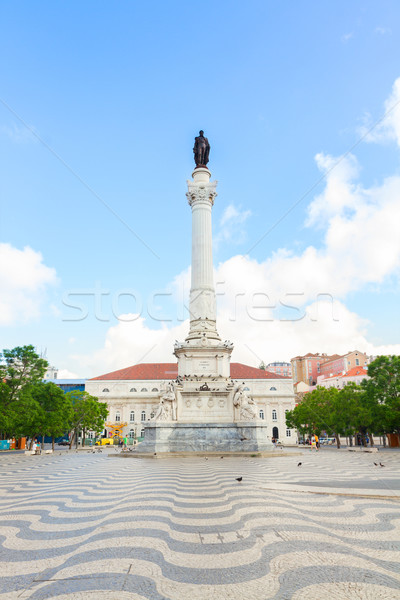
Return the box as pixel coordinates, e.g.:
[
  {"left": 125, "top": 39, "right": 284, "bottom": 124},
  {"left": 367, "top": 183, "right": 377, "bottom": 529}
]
[{"left": 0, "top": 449, "right": 399, "bottom": 599}]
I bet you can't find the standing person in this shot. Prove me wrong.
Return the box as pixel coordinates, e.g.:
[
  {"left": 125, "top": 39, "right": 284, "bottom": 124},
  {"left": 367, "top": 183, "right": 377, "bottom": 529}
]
[
  {"left": 315, "top": 434, "right": 320, "bottom": 451},
  {"left": 311, "top": 436, "right": 317, "bottom": 451},
  {"left": 272, "top": 437, "right": 277, "bottom": 450}
]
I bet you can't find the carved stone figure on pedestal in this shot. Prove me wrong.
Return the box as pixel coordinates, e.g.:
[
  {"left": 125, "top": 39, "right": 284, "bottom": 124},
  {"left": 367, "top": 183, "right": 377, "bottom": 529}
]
[
  {"left": 233, "top": 382, "right": 257, "bottom": 421},
  {"left": 152, "top": 381, "right": 177, "bottom": 422},
  {"left": 193, "top": 130, "right": 210, "bottom": 168}
]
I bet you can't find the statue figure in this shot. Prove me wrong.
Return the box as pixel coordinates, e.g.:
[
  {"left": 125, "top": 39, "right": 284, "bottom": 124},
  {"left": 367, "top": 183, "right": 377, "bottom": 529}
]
[
  {"left": 233, "top": 382, "right": 257, "bottom": 421},
  {"left": 193, "top": 130, "right": 210, "bottom": 168},
  {"left": 152, "top": 381, "right": 177, "bottom": 421}
]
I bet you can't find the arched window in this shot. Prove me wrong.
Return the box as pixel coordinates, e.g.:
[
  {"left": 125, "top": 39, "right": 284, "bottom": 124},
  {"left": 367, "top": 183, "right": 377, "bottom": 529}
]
[
  {"left": 129, "top": 429, "right": 135, "bottom": 438},
  {"left": 141, "top": 388, "right": 148, "bottom": 392},
  {"left": 141, "top": 411, "right": 146, "bottom": 422},
  {"left": 259, "top": 409, "right": 264, "bottom": 420},
  {"left": 115, "top": 411, "right": 121, "bottom": 422},
  {"left": 88, "top": 431, "right": 94, "bottom": 439},
  {"left": 272, "top": 409, "right": 277, "bottom": 421},
  {"left": 130, "top": 411, "right": 135, "bottom": 422},
  {"left": 130, "top": 388, "right": 137, "bottom": 393},
  {"left": 270, "top": 386, "right": 277, "bottom": 391},
  {"left": 272, "top": 426, "right": 279, "bottom": 439},
  {"left": 152, "top": 387, "right": 158, "bottom": 392},
  {"left": 102, "top": 388, "right": 109, "bottom": 393},
  {"left": 140, "top": 428, "right": 145, "bottom": 437}
]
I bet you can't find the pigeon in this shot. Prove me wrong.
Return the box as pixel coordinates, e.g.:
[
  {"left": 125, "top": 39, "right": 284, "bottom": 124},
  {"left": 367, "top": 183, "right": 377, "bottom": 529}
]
[
  {"left": 205, "top": 457, "right": 208, "bottom": 460},
  {"left": 240, "top": 437, "right": 247, "bottom": 442},
  {"left": 380, "top": 462, "right": 385, "bottom": 467},
  {"left": 374, "top": 462, "right": 378, "bottom": 466},
  {"left": 297, "top": 462, "right": 302, "bottom": 467},
  {"left": 220, "top": 456, "right": 224, "bottom": 459},
  {"left": 236, "top": 477, "right": 243, "bottom": 482}
]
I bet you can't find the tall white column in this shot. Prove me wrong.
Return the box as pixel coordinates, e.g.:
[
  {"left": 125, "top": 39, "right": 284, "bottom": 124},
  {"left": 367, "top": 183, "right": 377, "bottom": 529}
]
[{"left": 185, "top": 167, "right": 220, "bottom": 342}]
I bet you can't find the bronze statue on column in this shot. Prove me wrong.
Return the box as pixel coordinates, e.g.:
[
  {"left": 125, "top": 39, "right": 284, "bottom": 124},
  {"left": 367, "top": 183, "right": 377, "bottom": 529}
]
[{"left": 193, "top": 130, "right": 210, "bottom": 168}]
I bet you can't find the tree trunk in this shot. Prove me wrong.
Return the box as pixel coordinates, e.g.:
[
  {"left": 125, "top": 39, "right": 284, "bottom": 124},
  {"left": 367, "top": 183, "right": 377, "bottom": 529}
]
[
  {"left": 52, "top": 436, "right": 55, "bottom": 451},
  {"left": 382, "top": 434, "right": 387, "bottom": 447},
  {"left": 349, "top": 435, "right": 353, "bottom": 447},
  {"left": 369, "top": 432, "right": 374, "bottom": 447},
  {"left": 335, "top": 433, "right": 341, "bottom": 449},
  {"left": 69, "top": 430, "right": 75, "bottom": 449}
]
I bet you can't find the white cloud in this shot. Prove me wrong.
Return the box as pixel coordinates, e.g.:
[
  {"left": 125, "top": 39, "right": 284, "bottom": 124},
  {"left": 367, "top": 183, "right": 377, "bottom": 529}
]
[
  {"left": 375, "top": 26, "right": 391, "bottom": 36},
  {"left": 361, "top": 77, "right": 400, "bottom": 146},
  {"left": 341, "top": 32, "right": 353, "bottom": 43},
  {"left": 0, "top": 244, "right": 57, "bottom": 325},
  {"left": 1, "top": 123, "right": 38, "bottom": 144},
  {"left": 57, "top": 368, "right": 79, "bottom": 379},
  {"left": 214, "top": 204, "right": 252, "bottom": 247}
]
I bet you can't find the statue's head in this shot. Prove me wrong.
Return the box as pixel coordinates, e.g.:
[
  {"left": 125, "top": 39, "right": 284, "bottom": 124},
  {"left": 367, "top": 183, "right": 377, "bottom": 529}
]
[{"left": 199, "top": 130, "right": 204, "bottom": 136}]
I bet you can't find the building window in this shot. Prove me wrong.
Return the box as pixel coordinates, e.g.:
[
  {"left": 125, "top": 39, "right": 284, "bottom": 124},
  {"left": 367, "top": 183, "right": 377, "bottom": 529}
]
[
  {"left": 87, "top": 431, "right": 94, "bottom": 439},
  {"left": 102, "top": 388, "right": 109, "bottom": 393},
  {"left": 130, "top": 411, "right": 135, "bottom": 422},
  {"left": 356, "top": 359, "right": 359, "bottom": 366},
  {"left": 115, "top": 411, "right": 121, "bottom": 422},
  {"left": 129, "top": 429, "right": 135, "bottom": 438},
  {"left": 270, "top": 387, "right": 277, "bottom": 391},
  {"left": 141, "top": 388, "right": 148, "bottom": 392},
  {"left": 151, "top": 388, "right": 158, "bottom": 392},
  {"left": 259, "top": 410, "right": 264, "bottom": 420},
  {"left": 286, "top": 429, "right": 291, "bottom": 437},
  {"left": 130, "top": 388, "right": 137, "bottom": 393},
  {"left": 140, "top": 428, "right": 145, "bottom": 437},
  {"left": 141, "top": 411, "right": 146, "bottom": 422},
  {"left": 272, "top": 409, "right": 277, "bottom": 421}
]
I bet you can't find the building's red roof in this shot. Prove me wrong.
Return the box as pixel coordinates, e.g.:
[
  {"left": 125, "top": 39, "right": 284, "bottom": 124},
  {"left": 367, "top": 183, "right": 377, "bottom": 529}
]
[
  {"left": 89, "top": 362, "right": 285, "bottom": 381},
  {"left": 343, "top": 366, "right": 368, "bottom": 378}
]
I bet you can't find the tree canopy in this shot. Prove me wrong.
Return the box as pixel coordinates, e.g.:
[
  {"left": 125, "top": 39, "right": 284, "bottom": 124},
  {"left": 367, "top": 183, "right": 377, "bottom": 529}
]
[
  {"left": 0, "top": 345, "right": 108, "bottom": 445},
  {"left": 286, "top": 355, "right": 400, "bottom": 447}
]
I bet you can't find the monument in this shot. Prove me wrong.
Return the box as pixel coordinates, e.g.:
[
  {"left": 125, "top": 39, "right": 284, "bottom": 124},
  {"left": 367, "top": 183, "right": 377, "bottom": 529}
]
[{"left": 137, "top": 132, "right": 270, "bottom": 453}]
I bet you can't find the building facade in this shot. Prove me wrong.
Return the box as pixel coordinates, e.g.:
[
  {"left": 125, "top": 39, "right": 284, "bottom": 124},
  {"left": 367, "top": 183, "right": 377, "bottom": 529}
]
[
  {"left": 265, "top": 362, "right": 292, "bottom": 377},
  {"left": 317, "top": 366, "right": 369, "bottom": 390},
  {"left": 319, "top": 350, "right": 368, "bottom": 378},
  {"left": 85, "top": 362, "right": 296, "bottom": 445}
]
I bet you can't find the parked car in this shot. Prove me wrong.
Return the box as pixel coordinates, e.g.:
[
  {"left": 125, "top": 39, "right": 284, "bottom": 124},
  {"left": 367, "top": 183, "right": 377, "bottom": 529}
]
[{"left": 57, "top": 440, "right": 69, "bottom": 446}]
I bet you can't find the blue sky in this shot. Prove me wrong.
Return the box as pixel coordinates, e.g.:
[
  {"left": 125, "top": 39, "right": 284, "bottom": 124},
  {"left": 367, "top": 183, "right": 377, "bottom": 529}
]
[{"left": 1, "top": 1, "right": 400, "bottom": 377}]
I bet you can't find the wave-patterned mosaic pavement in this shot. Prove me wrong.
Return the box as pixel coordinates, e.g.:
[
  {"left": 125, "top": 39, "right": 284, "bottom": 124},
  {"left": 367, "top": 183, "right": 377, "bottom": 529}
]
[{"left": 0, "top": 450, "right": 399, "bottom": 599}]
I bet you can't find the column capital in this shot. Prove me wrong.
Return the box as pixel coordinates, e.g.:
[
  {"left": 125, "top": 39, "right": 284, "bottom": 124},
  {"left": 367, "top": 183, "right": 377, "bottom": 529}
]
[{"left": 186, "top": 180, "right": 218, "bottom": 207}]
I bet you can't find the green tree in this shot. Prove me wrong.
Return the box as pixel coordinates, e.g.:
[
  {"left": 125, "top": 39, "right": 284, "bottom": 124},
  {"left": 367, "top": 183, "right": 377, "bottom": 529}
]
[
  {"left": 365, "top": 355, "right": 400, "bottom": 435},
  {"left": 65, "top": 391, "right": 108, "bottom": 448},
  {"left": 0, "top": 345, "right": 48, "bottom": 439},
  {"left": 31, "top": 382, "right": 73, "bottom": 450},
  {"left": 286, "top": 387, "right": 340, "bottom": 446}
]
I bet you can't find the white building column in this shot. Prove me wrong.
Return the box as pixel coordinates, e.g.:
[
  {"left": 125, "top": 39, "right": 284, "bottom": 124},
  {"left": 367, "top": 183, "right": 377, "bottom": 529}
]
[{"left": 185, "top": 167, "right": 220, "bottom": 342}]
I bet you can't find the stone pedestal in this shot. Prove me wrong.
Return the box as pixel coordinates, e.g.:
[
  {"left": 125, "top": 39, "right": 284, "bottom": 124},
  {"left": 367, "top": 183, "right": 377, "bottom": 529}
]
[{"left": 137, "top": 422, "right": 270, "bottom": 454}]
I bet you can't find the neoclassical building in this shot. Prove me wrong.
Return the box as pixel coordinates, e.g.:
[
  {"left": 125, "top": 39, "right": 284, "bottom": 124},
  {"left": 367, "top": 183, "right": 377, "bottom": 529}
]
[{"left": 85, "top": 362, "right": 297, "bottom": 445}]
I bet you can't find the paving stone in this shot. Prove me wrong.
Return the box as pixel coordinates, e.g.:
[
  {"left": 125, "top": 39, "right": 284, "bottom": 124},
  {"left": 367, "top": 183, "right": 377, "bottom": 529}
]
[{"left": 0, "top": 449, "right": 399, "bottom": 598}]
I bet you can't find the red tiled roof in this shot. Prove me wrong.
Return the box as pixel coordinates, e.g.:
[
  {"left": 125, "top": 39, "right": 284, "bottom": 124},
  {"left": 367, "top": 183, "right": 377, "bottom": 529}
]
[
  {"left": 343, "top": 366, "right": 368, "bottom": 378},
  {"left": 230, "top": 363, "right": 283, "bottom": 379},
  {"left": 89, "top": 362, "right": 286, "bottom": 381}
]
